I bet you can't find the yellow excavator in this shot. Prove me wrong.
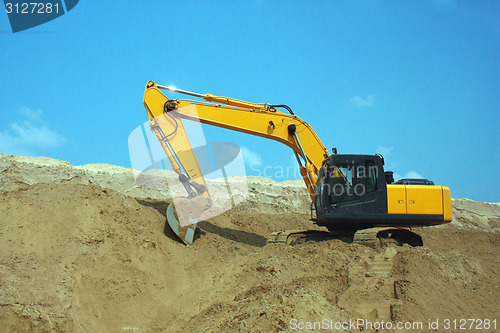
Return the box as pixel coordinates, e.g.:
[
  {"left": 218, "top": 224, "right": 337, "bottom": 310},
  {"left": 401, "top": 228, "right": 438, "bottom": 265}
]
[{"left": 143, "top": 80, "right": 452, "bottom": 247}]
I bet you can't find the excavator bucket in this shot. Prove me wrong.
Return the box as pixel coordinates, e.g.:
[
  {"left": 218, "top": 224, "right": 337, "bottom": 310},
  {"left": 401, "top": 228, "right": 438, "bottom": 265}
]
[{"left": 166, "top": 203, "right": 197, "bottom": 246}]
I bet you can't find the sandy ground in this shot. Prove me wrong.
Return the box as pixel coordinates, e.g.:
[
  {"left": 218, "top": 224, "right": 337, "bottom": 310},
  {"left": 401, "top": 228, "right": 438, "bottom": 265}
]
[{"left": 0, "top": 155, "right": 498, "bottom": 332}]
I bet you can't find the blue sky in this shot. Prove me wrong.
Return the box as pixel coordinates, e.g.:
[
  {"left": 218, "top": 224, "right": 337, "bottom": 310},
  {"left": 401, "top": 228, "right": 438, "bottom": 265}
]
[{"left": 0, "top": 1, "right": 498, "bottom": 202}]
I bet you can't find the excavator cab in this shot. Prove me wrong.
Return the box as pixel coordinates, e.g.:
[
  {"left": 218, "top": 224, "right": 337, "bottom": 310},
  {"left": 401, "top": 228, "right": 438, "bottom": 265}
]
[{"left": 314, "top": 154, "right": 452, "bottom": 233}]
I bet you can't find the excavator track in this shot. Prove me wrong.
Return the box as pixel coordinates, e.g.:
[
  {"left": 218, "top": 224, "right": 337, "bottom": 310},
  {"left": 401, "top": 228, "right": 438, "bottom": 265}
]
[
  {"left": 267, "top": 230, "right": 333, "bottom": 245},
  {"left": 352, "top": 228, "right": 384, "bottom": 249},
  {"left": 267, "top": 227, "right": 423, "bottom": 249}
]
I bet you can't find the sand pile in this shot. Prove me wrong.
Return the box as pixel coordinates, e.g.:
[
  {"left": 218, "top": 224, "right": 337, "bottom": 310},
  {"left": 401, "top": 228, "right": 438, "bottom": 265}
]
[{"left": 0, "top": 155, "right": 498, "bottom": 332}]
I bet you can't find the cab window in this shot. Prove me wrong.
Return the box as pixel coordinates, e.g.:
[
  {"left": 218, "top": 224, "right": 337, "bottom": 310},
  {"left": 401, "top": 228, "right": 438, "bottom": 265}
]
[
  {"left": 328, "top": 164, "right": 361, "bottom": 204},
  {"left": 366, "top": 161, "right": 377, "bottom": 192}
]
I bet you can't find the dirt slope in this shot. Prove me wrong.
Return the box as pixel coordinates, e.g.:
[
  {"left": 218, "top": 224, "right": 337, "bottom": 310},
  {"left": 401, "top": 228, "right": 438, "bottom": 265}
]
[{"left": 0, "top": 155, "right": 498, "bottom": 332}]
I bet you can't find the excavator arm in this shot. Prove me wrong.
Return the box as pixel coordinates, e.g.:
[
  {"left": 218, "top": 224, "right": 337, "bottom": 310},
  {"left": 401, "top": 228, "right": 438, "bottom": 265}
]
[
  {"left": 143, "top": 80, "right": 329, "bottom": 201},
  {"left": 143, "top": 80, "right": 329, "bottom": 244}
]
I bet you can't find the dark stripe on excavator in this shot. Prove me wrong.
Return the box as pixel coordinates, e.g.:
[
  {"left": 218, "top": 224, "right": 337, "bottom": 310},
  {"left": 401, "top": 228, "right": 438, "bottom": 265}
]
[{"left": 316, "top": 213, "right": 446, "bottom": 228}]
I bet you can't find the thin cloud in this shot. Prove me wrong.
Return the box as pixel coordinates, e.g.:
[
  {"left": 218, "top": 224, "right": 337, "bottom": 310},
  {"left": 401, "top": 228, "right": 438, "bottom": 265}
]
[
  {"left": 0, "top": 106, "right": 65, "bottom": 156},
  {"left": 377, "top": 146, "right": 425, "bottom": 181},
  {"left": 240, "top": 146, "right": 262, "bottom": 167},
  {"left": 376, "top": 145, "right": 398, "bottom": 170},
  {"left": 350, "top": 94, "right": 375, "bottom": 108},
  {"left": 376, "top": 145, "right": 393, "bottom": 158},
  {"left": 404, "top": 171, "right": 424, "bottom": 179}
]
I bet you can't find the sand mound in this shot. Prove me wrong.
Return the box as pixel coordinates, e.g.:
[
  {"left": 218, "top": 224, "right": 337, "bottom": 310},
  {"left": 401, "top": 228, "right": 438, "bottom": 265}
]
[
  {"left": 0, "top": 155, "right": 498, "bottom": 332},
  {"left": 0, "top": 155, "right": 310, "bottom": 214},
  {"left": 449, "top": 198, "right": 500, "bottom": 231}
]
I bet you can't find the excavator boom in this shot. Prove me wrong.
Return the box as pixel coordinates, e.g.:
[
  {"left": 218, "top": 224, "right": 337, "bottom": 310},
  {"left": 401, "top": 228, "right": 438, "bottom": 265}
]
[{"left": 144, "top": 81, "right": 329, "bottom": 201}]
